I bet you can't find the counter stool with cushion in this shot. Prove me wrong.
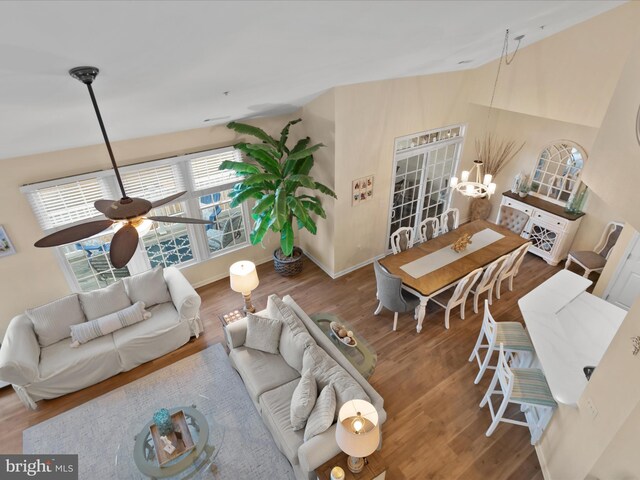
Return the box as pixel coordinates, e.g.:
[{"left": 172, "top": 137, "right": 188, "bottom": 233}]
[
  {"left": 480, "top": 344, "right": 556, "bottom": 445},
  {"left": 564, "top": 221, "right": 624, "bottom": 278},
  {"left": 469, "top": 300, "right": 534, "bottom": 384},
  {"left": 497, "top": 205, "right": 530, "bottom": 235},
  {"left": 373, "top": 260, "right": 420, "bottom": 331}
]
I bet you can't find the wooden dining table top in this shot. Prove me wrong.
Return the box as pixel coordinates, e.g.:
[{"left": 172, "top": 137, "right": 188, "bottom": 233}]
[{"left": 379, "top": 219, "right": 528, "bottom": 297}]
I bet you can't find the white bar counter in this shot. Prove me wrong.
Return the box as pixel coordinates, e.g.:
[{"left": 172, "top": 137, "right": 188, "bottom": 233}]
[{"left": 518, "top": 270, "right": 627, "bottom": 407}]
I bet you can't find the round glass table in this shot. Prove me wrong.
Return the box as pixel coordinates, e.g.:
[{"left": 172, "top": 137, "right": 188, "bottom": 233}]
[{"left": 116, "top": 405, "right": 224, "bottom": 479}]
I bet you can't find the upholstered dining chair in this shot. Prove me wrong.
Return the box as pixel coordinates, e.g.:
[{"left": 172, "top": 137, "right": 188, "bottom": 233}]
[
  {"left": 497, "top": 205, "right": 530, "bottom": 235},
  {"left": 390, "top": 226, "right": 415, "bottom": 254},
  {"left": 564, "top": 221, "right": 624, "bottom": 278},
  {"left": 471, "top": 254, "right": 510, "bottom": 314},
  {"left": 373, "top": 261, "right": 420, "bottom": 331},
  {"left": 495, "top": 242, "right": 532, "bottom": 299},
  {"left": 440, "top": 208, "right": 460, "bottom": 234},
  {"left": 431, "top": 267, "right": 483, "bottom": 329},
  {"left": 419, "top": 217, "right": 440, "bottom": 243}
]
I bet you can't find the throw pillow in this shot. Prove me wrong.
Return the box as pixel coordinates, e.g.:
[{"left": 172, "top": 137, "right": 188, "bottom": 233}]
[
  {"left": 303, "top": 344, "right": 371, "bottom": 414},
  {"left": 123, "top": 266, "right": 172, "bottom": 308},
  {"left": 79, "top": 280, "right": 132, "bottom": 320},
  {"left": 303, "top": 383, "right": 336, "bottom": 442},
  {"left": 267, "top": 295, "right": 316, "bottom": 371},
  {"left": 244, "top": 313, "right": 282, "bottom": 354},
  {"left": 70, "top": 301, "right": 151, "bottom": 347},
  {"left": 290, "top": 369, "right": 318, "bottom": 431},
  {"left": 26, "top": 294, "right": 86, "bottom": 347}
]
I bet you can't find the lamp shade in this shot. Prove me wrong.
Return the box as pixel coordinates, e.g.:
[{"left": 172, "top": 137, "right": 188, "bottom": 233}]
[
  {"left": 335, "top": 400, "right": 380, "bottom": 458},
  {"left": 229, "top": 261, "right": 259, "bottom": 293}
]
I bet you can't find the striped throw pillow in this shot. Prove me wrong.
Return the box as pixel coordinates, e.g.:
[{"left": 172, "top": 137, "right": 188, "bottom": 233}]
[
  {"left": 70, "top": 301, "right": 151, "bottom": 347},
  {"left": 304, "top": 383, "right": 336, "bottom": 441}
]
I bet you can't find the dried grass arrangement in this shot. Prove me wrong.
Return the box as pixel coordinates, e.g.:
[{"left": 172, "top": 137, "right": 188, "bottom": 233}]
[{"left": 475, "top": 134, "right": 525, "bottom": 177}]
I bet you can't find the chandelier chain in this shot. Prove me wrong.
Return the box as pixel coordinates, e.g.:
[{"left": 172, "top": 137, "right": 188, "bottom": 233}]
[{"left": 486, "top": 29, "right": 523, "bottom": 126}]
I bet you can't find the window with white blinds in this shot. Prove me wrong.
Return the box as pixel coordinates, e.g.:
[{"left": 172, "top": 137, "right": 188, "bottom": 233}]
[
  {"left": 190, "top": 148, "right": 241, "bottom": 191},
  {"left": 21, "top": 145, "right": 251, "bottom": 293},
  {"left": 121, "top": 163, "right": 185, "bottom": 202},
  {"left": 24, "top": 178, "right": 106, "bottom": 230}
]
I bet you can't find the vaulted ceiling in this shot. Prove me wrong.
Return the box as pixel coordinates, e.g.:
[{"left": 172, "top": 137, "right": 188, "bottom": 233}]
[{"left": 0, "top": 0, "right": 623, "bottom": 160}]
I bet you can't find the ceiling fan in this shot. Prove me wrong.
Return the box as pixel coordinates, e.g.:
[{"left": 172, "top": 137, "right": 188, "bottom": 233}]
[{"left": 34, "top": 66, "right": 213, "bottom": 268}]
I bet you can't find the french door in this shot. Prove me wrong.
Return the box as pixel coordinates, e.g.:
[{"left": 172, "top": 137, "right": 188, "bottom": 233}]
[{"left": 388, "top": 126, "right": 465, "bottom": 250}]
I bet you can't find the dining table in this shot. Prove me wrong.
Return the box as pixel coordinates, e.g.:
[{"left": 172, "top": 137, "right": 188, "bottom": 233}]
[{"left": 379, "top": 219, "right": 528, "bottom": 333}]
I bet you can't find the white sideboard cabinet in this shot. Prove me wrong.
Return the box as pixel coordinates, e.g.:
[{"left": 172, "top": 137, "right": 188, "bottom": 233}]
[{"left": 498, "top": 191, "right": 584, "bottom": 266}]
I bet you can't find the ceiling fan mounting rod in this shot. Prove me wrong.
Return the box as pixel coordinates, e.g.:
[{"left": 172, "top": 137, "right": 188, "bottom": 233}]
[{"left": 70, "top": 66, "right": 129, "bottom": 201}]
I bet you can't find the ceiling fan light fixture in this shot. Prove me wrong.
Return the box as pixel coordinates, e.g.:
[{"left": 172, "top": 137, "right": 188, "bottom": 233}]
[{"left": 114, "top": 217, "right": 154, "bottom": 237}]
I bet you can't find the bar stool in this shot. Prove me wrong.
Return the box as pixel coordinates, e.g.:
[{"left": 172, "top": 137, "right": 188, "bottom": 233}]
[
  {"left": 480, "top": 344, "right": 557, "bottom": 445},
  {"left": 468, "top": 300, "right": 534, "bottom": 384}
]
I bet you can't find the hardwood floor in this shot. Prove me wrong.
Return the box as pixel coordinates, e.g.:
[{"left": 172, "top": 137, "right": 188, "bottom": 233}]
[{"left": 0, "top": 253, "right": 585, "bottom": 479}]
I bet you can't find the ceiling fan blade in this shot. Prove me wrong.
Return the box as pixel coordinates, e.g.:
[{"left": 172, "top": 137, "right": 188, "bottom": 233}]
[
  {"left": 34, "top": 220, "right": 115, "bottom": 247},
  {"left": 151, "top": 191, "right": 187, "bottom": 208},
  {"left": 94, "top": 199, "right": 117, "bottom": 215},
  {"left": 147, "top": 216, "right": 214, "bottom": 225},
  {"left": 109, "top": 224, "right": 139, "bottom": 268}
]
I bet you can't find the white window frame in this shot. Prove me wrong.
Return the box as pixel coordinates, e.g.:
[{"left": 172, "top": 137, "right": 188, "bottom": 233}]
[{"left": 21, "top": 146, "right": 253, "bottom": 292}]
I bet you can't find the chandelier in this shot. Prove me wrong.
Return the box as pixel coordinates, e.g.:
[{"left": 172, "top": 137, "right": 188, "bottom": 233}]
[
  {"left": 450, "top": 161, "right": 496, "bottom": 198},
  {"left": 451, "top": 29, "right": 523, "bottom": 199}
]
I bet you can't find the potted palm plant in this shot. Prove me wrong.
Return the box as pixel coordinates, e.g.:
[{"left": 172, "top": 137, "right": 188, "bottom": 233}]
[{"left": 219, "top": 118, "right": 336, "bottom": 276}]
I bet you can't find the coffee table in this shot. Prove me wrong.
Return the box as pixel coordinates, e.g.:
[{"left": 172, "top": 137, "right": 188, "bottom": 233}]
[
  {"left": 116, "top": 404, "right": 224, "bottom": 479},
  {"left": 310, "top": 313, "right": 377, "bottom": 379}
]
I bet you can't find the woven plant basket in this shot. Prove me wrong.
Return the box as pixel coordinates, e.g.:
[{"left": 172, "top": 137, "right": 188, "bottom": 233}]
[{"left": 273, "top": 247, "right": 304, "bottom": 276}]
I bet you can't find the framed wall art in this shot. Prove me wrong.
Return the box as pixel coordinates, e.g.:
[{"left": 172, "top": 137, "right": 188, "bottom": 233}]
[
  {"left": 0, "top": 225, "right": 16, "bottom": 258},
  {"left": 352, "top": 175, "right": 374, "bottom": 206}
]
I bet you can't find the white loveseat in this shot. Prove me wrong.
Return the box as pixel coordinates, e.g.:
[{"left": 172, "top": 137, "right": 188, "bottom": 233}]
[
  {"left": 0, "top": 266, "right": 202, "bottom": 409},
  {"left": 225, "top": 294, "right": 387, "bottom": 480}
]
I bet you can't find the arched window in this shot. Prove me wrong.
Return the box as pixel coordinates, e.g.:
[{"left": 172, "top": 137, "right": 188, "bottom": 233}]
[{"left": 530, "top": 141, "right": 586, "bottom": 204}]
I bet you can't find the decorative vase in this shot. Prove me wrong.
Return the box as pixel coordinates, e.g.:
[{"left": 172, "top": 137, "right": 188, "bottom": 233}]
[
  {"left": 469, "top": 196, "right": 492, "bottom": 221},
  {"left": 273, "top": 247, "right": 304, "bottom": 276},
  {"left": 518, "top": 191, "right": 528, "bottom": 198},
  {"left": 153, "top": 408, "right": 174, "bottom": 436},
  {"left": 565, "top": 186, "right": 588, "bottom": 215}
]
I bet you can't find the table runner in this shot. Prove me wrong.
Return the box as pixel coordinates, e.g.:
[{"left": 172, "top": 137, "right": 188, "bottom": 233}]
[{"left": 400, "top": 228, "right": 505, "bottom": 278}]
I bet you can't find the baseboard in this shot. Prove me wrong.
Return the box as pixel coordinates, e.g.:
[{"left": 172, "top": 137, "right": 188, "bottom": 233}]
[
  {"left": 190, "top": 255, "right": 274, "bottom": 289},
  {"left": 301, "top": 250, "right": 336, "bottom": 278},
  {"left": 303, "top": 250, "right": 387, "bottom": 279},
  {"left": 535, "top": 444, "right": 551, "bottom": 480}
]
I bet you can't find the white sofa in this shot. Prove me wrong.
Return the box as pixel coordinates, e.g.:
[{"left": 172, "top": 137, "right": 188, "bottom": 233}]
[
  {"left": 0, "top": 266, "right": 202, "bottom": 409},
  {"left": 225, "top": 294, "right": 387, "bottom": 480}
]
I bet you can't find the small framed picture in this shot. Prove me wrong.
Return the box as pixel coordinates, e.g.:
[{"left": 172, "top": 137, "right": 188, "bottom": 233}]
[
  {"left": 352, "top": 175, "right": 374, "bottom": 206},
  {"left": 0, "top": 225, "right": 16, "bottom": 258}
]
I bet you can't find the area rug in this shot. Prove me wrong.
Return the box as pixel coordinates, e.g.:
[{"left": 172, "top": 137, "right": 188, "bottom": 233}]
[{"left": 23, "top": 343, "right": 295, "bottom": 479}]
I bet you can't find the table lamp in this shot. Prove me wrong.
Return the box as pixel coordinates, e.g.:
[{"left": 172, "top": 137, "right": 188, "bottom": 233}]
[
  {"left": 229, "top": 260, "right": 259, "bottom": 313},
  {"left": 335, "top": 399, "right": 380, "bottom": 474}
]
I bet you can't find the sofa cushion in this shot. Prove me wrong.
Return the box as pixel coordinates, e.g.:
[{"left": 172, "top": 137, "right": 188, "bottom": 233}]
[
  {"left": 124, "top": 266, "right": 172, "bottom": 308},
  {"left": 259, "top": 378, "right": 305, "bottom": 466},
  {"left": 112, "top": 302, "right": 190, "bottom": 371},
  {"left": 304, "top": 383, "right": 336, "bottom": 441},
  {"left": 290, "top": 369, "right": 317, "bottom": 431},
  {"left": 70, "top": 301, "right": 151, "bottom": 346},
  {"left": 39, "top": 333, "right": 120, "bottom": 380},
  {"left": 245, "top": 313, "right": 282, "bottom": 355},
  {"left": 79, "top": 281, "right": 132, "bottom": 320},
  {"left": 26, "top": 294, "right": 86, "bottom": 347},
  {"left": 229, "top": 346, "right": 300, "bottom": 404},
  {"left": 267, "top": 295, "right": 316, "bottom": 372},
  {"left": 303, "top": 344, "right": 370, "bottom": 413}
]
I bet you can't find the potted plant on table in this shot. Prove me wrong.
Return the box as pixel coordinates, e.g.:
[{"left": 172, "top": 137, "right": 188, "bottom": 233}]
[{"left": 219, "top": 118, "right": 336, "bottom": 276}]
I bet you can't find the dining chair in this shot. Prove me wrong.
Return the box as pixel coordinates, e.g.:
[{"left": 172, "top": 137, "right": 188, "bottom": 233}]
[
  {"left": 564, "top": 221, "right": 624, "bottom": 278},
  {"left": 497, "top": 205, "right": 530, "bottom": 235},
  {"left": 440, "top": 208, "right": 460, "bottom": 234},
  {"left": 431, "top": 267, "right": 483, "bottom": 329},
  {"left": 390, "top": 226, "right": 415, "bottom": 254},
  {"left": 373, "top": 261, "right": 420, "bottom": 331},
  {"left": 469, "top": 300, "right": 534, "bottom": 384},
  {"left": 495, "top": 242, "right": 532, "bottom": 299},
  {"left": 471, "top": 254, "right": 510, "bottom": 314},
  {"left": 419, "top": 217, "right": 440, "bottom": 243},
  {"left": 480, "top": 344, "right": 557, "bottom": 445}
]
